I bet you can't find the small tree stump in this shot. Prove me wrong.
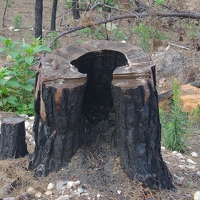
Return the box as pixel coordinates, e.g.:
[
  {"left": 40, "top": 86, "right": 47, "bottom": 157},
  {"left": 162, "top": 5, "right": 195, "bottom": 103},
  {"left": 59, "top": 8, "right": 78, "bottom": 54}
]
[
  {"left": 29, "top": 40, "right": 174, "bottom": 189},
  {"left": 0, "top": 118, "right": 28, "bottom": 159}
]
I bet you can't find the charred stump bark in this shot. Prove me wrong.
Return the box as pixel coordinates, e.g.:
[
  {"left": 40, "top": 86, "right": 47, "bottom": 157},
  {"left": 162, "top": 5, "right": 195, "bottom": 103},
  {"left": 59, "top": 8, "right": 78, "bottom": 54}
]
[
  {"left": 29, "top": 40, "right": 174, "bottom": 189},
  {"left": 0, "top": 118, "right": 28, "bottom": 159}
]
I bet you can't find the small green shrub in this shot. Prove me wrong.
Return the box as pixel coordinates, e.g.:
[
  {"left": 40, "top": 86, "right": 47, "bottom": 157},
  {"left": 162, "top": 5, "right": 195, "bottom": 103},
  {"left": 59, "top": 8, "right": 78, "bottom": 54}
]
[
  {"left": 77, "top": 24, "right": 127, "bottom": 41},
  {"left": 0, "top": 37, "right": 52, "bottom": 115},
  {"left": 43, "top": 31, "right": 60, "bottom": 49},
  {"left": 4, "top": 0, "right": 13, "bottom": 8},
  {"left": 154, "top": 0, "right": 165, "bottom": 4},
  {"left": 132, "top": 22, "right": 169, "bottom": 52},
  {"left": 189, "top": 32, "right": 198, "bottom": 38},
  {"left": 160, "top": 79, "right": 190, "bottom": 152},
  {"left": 13, "top": 13, "right": 22, "bottom": 29},
  {"left": 188, "top": 108, "right": 200, "bottom": 128},
  {"left": 132, "top": 23, "right": 150, "bottom": 51}
]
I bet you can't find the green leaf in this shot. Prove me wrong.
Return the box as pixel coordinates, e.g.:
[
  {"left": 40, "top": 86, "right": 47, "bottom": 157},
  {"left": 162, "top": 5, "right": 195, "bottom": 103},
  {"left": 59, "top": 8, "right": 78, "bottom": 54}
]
[
  {"left": 4, "top": 39, "right": 12, "bottom": 47},
  {"left": 21, "top": 43, "right": 32, "bottom": 53},
  {"left": 0, "top": 78, "right": 8, "bottom": 85},
  {"left": 0, "top": 99, "right": 7, "bottom": 106},
  {"left": 5, "top": 78, "right": 21, "bottom": 87},
  {"left": 28, "top": 102, "right": 34, "bottom": 109},
  {"left": 0, "top": 47, "right": 7, "bottom": 52},
  {"left": 6, "top": 96, "right": 17, "bottom": 104},
  {"left": 10, "top": 51, "right": 19, "bottom": 59},
  {"left": 15, "top": 57, "right": 25, "bottom": 63},
  {"left": 21, "top": 84, "right": 34, "bottom": 92},
  {"left": 25, "top": 56, "right": 34, "bottom": 65},
  {"left": 0, "top": 36, "right": 7, "bottom": 43},
  {"left": 27, "top": 78, "right": 36, "bottom": 84},
  {"left": 32, "top": 45, "right": 52, "bottom": 54}
]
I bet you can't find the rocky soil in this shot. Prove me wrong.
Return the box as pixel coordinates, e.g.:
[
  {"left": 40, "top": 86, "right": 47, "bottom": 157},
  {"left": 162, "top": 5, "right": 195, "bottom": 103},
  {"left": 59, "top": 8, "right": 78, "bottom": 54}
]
[{"left": 0, "top": 113, "right": 200, "bottom": 199}]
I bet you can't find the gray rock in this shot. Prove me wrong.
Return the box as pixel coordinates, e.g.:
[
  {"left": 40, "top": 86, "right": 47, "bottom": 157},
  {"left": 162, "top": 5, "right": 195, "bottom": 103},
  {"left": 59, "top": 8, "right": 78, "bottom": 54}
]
[
  {"left": 47, "top": 182, "right": 55, "bottom": 190},
  {"left": 25, "top": 132, "right": 33, "bottom": 141},
  {"left": 17, "top": 192, "right": 35, "bottom": 200},
  {"left": 3, "top": 197, "right": 15, "bottom": 200},
  {"left": 66, "top": 180, "right": 80, "bottom": 189},
  {"left": 26, "top": 187, "right": 36, "bottom": 194},
  {"left": 25, "top": 121, "right": 31, "bottom": 129},
  {"left": 44, "top": 190, "right": 53, "bottom": 196},
  {"left": 194, "top": 191, "right": 200, "bottom": 200},
  {"left": 76, "top": 187, "right": 84, "bottom": 194},
  {"left": 191, "top": 152, "right": 198, "bottom": 157},
  {"left": 80, "top": 193, "right": 90, "bottom": 199},
  {"left": 29, "top": 116, "right": 35, "bottom": 121},
  {"left": 186, "top": 165, "right": 195, "bottom": 169},
  {"left": 152, "top": 47, "right": 187, "bottom": 83},
  {"left": 35, "top": 192, "right": 42, "bottom": 198},
  {"left": 70, "top": 192, "right": 80, "bottom": 198},
  {"left": 56, "top": 180, "right": 68, "bottom": 191},
  {"left": 56, "top": 195, "right": 70, "bottom": 200},
  {"left": 187, "top": 159, "right": 196, "bottom": 165}
]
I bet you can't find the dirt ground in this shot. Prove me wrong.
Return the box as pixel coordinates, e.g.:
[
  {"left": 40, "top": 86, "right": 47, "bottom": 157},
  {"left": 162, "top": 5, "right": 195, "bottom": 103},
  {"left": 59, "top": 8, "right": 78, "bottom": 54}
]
[{"left": 0, "top": 0, "right": 200, "bottom": 199}]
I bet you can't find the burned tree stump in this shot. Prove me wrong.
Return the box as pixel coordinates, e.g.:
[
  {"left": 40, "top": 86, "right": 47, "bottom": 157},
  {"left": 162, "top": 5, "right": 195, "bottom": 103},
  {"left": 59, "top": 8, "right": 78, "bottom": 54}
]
[
  {"left": 0, "top": 118, "right": 28, "bottom": 159},
  {"left": 29, "top": 40, "right": 174, "bottom": 189}
]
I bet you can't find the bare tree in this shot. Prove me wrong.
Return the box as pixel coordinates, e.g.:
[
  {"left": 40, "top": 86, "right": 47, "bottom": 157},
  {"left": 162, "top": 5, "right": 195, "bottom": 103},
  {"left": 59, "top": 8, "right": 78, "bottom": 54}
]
[
  {"left": 35, "top": 0, "right": 43, "bottom": 38},
  {"left": 51, "top": 0, "right": 58, "bottom": 31},
  {"left": 72, "top": 0, "right": 80, "bottom": 19},
  {"left": 2, "top": 0, "right": 9, "bottom": 28}
]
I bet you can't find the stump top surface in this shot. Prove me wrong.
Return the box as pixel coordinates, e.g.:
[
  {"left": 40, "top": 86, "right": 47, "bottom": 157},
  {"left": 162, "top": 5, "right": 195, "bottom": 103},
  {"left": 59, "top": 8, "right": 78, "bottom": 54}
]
[
  {"left": 41, "top": 40, "right": 155, "bottom": 88},
  {"left": 2, "top": 118, "right": 25, "bottom": 124}
]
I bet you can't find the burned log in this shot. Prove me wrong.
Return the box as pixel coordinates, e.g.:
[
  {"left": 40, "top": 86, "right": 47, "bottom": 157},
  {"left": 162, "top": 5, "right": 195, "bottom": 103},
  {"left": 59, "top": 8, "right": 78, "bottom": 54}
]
[
  {"left": 29, "top": 40, "right": 174, "bottom": 189},
  {"left": 0, "top": 118, "right": 28, "bottom": 159}
]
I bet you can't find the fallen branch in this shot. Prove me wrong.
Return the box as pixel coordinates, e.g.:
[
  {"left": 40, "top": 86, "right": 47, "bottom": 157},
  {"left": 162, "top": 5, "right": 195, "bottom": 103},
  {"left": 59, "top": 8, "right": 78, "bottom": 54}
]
[
  {"left": 47, "top": 10, "right": 200, "bottom": 48},
  {"left": 168, "top": 43, "right": 190, "bottom": 50}
]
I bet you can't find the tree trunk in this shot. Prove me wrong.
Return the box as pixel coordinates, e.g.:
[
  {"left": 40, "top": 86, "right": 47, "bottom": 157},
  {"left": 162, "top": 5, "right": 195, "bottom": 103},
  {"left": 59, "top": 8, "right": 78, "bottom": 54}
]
[
  {"left": 51, "top": 0, "right": 58, "bottom": 31},
  {"left": 35, "top": 0, "right": 43, "bottom": 38},
  {"left": 0, "top": 118, "right": 28, "bottom": 159},
  {"left": 29, "top": 40, "right": 174, "bottom": 189},
  {"left": 72, "top": 0, "right": 80, "bottom": 19},
  {"left": 2, "top": 0, "right": 9, "bottom": 28}
]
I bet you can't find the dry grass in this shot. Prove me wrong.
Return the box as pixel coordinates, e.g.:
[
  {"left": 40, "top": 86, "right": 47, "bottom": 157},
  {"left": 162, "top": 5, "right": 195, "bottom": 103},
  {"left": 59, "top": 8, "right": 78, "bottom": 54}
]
[{"left": 0, "top": 157, "right": 47, "bottom": 197}]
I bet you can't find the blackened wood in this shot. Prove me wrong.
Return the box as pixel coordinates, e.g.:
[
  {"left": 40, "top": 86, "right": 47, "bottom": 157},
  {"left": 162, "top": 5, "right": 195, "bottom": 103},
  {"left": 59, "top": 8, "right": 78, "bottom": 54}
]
[
  {"left": 112, "top": 82, "right": 174, "bottom": 189},
  {"left": 50, "top": 0, "right": 58, "bottom": 31},
  {"left": 72, "top": 0, "right": 80, "bottom": 19},
  {"left": 158, "top": 90, "right": 173, "bottom": 102},
  {"left": 35, "top": 0, "right": 43, "bottom": 38},
  {"left": 29, "top": 40, "right": 174, "bottom": 189},
  {"left": 30, "top": 83, "right": 86, "bottom": 176},
  {"left": 0, "top": 118, "right": 28, "bottom": 159}
]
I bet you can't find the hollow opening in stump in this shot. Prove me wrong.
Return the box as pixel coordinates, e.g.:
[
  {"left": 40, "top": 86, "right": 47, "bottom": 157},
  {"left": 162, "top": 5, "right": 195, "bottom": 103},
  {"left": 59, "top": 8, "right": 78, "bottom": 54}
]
[{"left": 71, "top": 50, "right": 128, "bottom": 125}]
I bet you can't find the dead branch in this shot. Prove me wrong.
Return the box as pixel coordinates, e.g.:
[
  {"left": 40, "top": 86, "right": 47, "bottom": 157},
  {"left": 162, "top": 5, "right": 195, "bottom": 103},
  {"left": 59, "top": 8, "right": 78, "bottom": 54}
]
[
  {"left": 47, "top": 10, "right": 200, "bottom": 48},
  {"left": 156, "top": 11, "right": 200, "bottom": 19},
  {"left": 168, "top": 43, "right": 190, "bottom": 50}
]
